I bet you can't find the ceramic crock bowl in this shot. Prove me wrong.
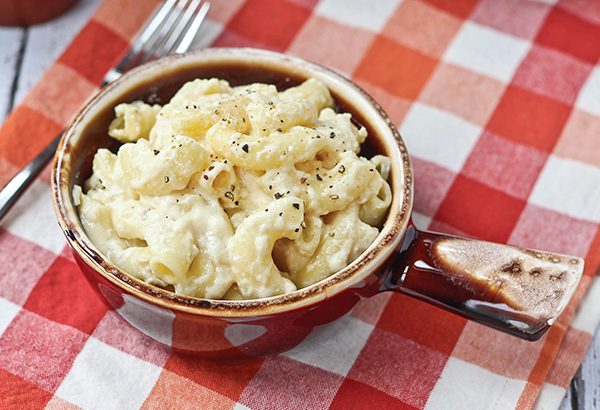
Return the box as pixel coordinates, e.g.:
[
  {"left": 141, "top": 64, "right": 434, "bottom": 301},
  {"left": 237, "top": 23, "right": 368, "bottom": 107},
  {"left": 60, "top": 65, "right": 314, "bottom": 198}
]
[
  {"left": 0, "top": 0, "right": 78, "bottom": 26},
  {"left": 52, "top": 48, "right": 584, "bottom": 358}
]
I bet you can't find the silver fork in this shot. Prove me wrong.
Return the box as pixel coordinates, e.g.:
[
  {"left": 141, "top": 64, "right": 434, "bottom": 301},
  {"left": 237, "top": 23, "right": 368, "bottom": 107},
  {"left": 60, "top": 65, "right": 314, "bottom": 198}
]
[{"left": 0, "top": 0, "right": 210, "bottom": 225}]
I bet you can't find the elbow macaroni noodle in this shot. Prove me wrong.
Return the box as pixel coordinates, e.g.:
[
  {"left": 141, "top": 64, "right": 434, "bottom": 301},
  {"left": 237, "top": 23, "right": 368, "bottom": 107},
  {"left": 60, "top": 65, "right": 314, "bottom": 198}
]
[{"left": 76, "top": 77, "right": 392, "bottom": 300}]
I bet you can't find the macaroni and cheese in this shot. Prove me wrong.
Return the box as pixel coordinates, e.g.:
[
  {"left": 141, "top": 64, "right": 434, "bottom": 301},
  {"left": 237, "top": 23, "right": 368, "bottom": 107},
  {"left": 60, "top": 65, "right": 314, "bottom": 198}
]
[{"left": 75, "top": 78, "right": 392, "bottom": 300}]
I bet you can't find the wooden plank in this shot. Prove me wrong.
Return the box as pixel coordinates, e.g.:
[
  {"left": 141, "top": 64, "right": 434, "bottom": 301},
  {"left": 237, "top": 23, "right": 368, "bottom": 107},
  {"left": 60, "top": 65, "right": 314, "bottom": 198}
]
[
  {"left": 0, "top": 27, "right": 25, "bottom": 122},
  {"left": 13, "top": 0, "right": 104, "bottom": 106},
  {"left": 577, "top": 325, "right": 600, "bottom": 409}
]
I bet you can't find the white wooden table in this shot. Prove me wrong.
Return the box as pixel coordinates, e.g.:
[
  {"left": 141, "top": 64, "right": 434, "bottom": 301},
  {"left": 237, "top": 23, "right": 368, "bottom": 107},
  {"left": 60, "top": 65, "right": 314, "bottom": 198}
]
[{"left": 0, "top": 2, "right": 598, "bottom": 408}]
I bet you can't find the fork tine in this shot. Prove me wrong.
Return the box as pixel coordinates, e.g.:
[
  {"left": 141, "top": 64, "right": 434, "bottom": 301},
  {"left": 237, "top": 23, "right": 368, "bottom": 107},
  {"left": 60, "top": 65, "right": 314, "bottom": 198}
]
[
  {"left": 174, "top": 1, "right": 210, "bottom": 54},
  {"left": 145, "top": 0, "right": 211, "bottom": 62},
  {"left": 156, "top": 0, "right": 201, "bottom": 58},
  {"left": 114, "top": 0, "right": 178, "bottom": 74},
  {"left": 138, "top": 0, "right": 190, "bottom": 65}
]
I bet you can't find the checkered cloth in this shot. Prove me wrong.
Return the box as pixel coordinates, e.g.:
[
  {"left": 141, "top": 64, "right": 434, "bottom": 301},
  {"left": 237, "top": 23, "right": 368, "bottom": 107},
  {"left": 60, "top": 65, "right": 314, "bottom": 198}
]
[{"left": 1, "top": 0, "right": 600, "bottom": 408}]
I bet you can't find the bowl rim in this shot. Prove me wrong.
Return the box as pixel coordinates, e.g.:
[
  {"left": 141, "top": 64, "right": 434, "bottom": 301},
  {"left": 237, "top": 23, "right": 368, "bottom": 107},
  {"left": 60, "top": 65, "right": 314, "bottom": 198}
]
[{"left": 51, "top": 47, "right": 414, "bottom": 317}]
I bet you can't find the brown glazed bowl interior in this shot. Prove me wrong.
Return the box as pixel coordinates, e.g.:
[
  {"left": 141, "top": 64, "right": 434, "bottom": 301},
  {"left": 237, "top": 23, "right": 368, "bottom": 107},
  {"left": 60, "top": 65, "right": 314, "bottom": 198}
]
[{"left": 52, "top": 48, "right": 412, "bottom": 357}]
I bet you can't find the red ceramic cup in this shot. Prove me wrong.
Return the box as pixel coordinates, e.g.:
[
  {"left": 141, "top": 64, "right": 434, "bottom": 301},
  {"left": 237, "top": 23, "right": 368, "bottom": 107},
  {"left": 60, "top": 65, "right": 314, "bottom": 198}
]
[
  {"left": 0, "top": 0, "right": 78, "bottom": 26},
  {"left": 52, "top": 48, "right": 584, "bottom": 358}
]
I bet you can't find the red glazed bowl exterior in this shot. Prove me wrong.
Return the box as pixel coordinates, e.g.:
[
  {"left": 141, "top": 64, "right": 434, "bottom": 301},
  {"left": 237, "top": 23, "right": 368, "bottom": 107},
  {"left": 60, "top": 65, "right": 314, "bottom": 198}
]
[
  {"left": 0, "top": 0, "right": 78, "bottom": 26},
  {"left": 52, "top": 48, "right": 413, "bottom": 358}
]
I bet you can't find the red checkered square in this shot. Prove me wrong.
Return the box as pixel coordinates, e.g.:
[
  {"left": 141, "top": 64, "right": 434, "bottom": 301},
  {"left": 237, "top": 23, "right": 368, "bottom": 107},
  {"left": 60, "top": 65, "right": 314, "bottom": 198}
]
[
  {"left": 0, "top": 156, "right": 18, "bottom": 188},
  {"left": 517, "top": 382, "right": 543, "bottom": 409},
  {"left": 377, "top": 293, "right": 466, "bottom": 355},
  {"left": 412, "top": 156, "right": 457, "bottom": 218},
  {"left": 330, "top": 378, "right": 419, "bottom": 410},
  {"left": 288, "top": 15, "right": 376, "bottom": 77},
  {"left": 215, "top": 0, "right": 312, "bottom": 52},
  {"left": 382, "top": 0, "right": 463, "bottom": 59},
  {"left": 512, "top": 45, "right": 593, "bottom": 105},
  {"left": 427, "top": 219, "right": 474, "bottom": 239},
  {"left": 43, "top": 397, "right": 83, "bottom": 410},
  {"left": 239, "top": 356, "right": 344, "bottom": 410},
  {"left": 0, "top": 232, "right": 57, "bottom": 306},
  {"left": 555, "top": 108, "right": 600, "bottom": 168},
  {"left": 353, "top": 36, "right": 438, "bottom": 100},
  {"left": 350, "top": 292, "right": 392, "bottom": 326},
  {"left": 418, "top": 62, "right": 506, "bottom": 126},
  {"left": 452, "top": 321, "right": 545, "bottom": 379},
  {"left": 461, "top": 130, "right": 548, "bottom": 200},
  {"left": 421, "top": 0, "right": 480, "bottom": 19},
  {"left": 581, "top": 232, "right": 600, "bottom": 290},
  {"left": 0, "top": 367, "right": 53, "bottom": 410},
  {"left": 22, "top": 63, "right": 96, "bottom": 130},
  {"left": 545, "top": 326, "right": 593, "bottom": 388},
  {"left": 92, "top": 310, "right": 170, "bottom": 367},
  {"left": 141, "top": 369, "right": 237, "bottom": 410},
  {"left": 433, "top": 174, "right": 527, "bottom": 243},
  {"left": 288, "top": 0, "right": 320, "bottom": 8},
  {"left": 58, "top": 20, "right": 129, "bottom": 85},
  {"left": 535, "top": 7, "right": 600, "bottom": 64},
  {"left": 353, "top": 79, "right": 413, "bottom": 126},
  {"left": 23, "top": 255, "right": 108, "bottom": 335},
  {"left": 59, "top": 245, "right": 77, "bottom": 264},
  {"left": 558, "top": 0, "right": 600, "bottom": 25},
  {"left": 0, "top": 310, "right": 88, "bottom": 393},
  {"left": 92, "top": 0, "right": 159, "bottom": 42},
  {"left": 202, "top": 0, "right": 246, "bottom": 25},
  {"left": 348, "top": 327, "right": 448, "bottom": 408},
  {"left": 486, "top": 85, "right": 572, "bottom": 152},
  {"left": 0, "top": 106, "right": 62, "bottom": 169},
  {"left": 470, "top": 0, "right": 551, "bottom": 40},
  {"left": 508, "top": 204, "right": 597, "bottom": 257},
  {"left": 164, "top": 353, "right": 264, "bottom": 402}
]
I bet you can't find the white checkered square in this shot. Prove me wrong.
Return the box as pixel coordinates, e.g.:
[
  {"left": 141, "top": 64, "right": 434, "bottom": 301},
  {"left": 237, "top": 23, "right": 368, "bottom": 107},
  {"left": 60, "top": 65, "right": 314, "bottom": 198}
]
[
  {"left": 411, "top": 211, "right": 432, "bottom": 230},
  {"left": 12, "top": 0, "right": 104, "bottom": 106},
  {"left": 190, "top": 18, "right": 223, "bottom": 50},
  {"left": 283, "top": 314, "right": 374, "bottom": 376},
  {"left": 575, "top": 65, "right": 600, "bottom": 117},
  {"left": 233, "top": 404, "right": 254, "bottom": 410},
  {"left": 55, "top": 337, "right": 162, "bottom": 410},
  {"left": 424, "top": 358, "right": 527, "bottom": 410},
  {"left": 570, "top": 276, "right": 600, "bottom": 333},
  {"left": 529, "top": 155, "right": 600, "bottom": 222},
  {"left": 532, "top": 383, "right": 568, "bottom": 410},
  {"left": 3, "top": 179, "right": 66, "bottom": 255},
  {"left": 400, "top": 102, "right": 482, "bottom": 172},
  {"left": 0, "top": 297, "right": 20, "bottom": 338},
  {"left": 314, "top": 0, "right": 404, "bottom": 32},
  {"left": 442, "top": 21, "right": 531, "bottom": 83}
]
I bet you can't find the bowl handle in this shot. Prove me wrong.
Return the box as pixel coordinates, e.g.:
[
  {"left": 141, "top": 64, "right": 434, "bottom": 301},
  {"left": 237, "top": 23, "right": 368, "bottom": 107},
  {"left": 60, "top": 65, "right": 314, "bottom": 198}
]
[{"left": 380, "top": 225, "right": 584, "bottom": 340}]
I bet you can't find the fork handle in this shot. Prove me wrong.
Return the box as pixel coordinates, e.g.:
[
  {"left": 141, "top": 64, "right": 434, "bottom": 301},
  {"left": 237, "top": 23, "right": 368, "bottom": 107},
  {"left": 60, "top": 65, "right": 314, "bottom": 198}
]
[{"left": 0, "top": 132, "right": 62, "bottom": 225}]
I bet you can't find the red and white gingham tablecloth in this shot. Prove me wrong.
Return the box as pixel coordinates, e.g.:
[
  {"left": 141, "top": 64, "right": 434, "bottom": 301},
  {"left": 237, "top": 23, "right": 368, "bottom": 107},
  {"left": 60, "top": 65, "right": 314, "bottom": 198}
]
[{"left": 1, "top": 0, "right": 600, "bottom": 409}]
